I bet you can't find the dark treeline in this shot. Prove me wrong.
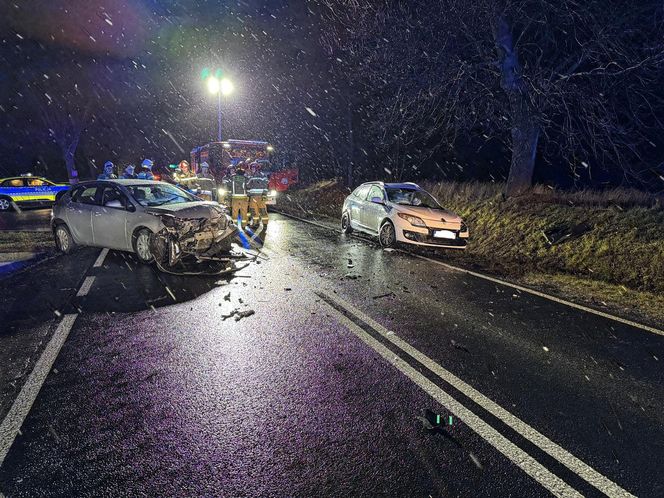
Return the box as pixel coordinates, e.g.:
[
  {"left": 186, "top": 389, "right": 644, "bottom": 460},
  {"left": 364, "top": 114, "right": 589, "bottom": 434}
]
[{"left": 1, "top": 0, "right": 663, "bottom": 194}]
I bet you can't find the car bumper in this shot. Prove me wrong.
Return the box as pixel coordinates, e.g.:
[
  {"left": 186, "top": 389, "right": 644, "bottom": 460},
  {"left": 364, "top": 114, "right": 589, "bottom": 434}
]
[{"left": 397, "top": 228, "right": 469, "bottom": 249}]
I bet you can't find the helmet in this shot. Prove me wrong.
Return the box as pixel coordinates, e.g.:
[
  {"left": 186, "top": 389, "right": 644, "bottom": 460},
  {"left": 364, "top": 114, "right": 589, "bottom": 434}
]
[
  {"left": 125, "top": 164, "right": 135, "bottom": 175},
  {"left": 141, "top": 159, "right": 154, "bottom": 170},
  {"left": 201, "top": 161, "right": 210, "bottom": 172},
  {"left": 104, "top": 161, "right": 114, "bottom": 172}
]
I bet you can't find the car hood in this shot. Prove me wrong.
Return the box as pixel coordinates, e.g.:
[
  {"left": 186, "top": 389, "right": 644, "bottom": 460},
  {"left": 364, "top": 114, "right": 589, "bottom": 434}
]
[
  {"left": 391, "top": 204, "right": 462, "bottom": 222},
  {"left": 146, "top": 201, "right": 225, "bottom": 219}
]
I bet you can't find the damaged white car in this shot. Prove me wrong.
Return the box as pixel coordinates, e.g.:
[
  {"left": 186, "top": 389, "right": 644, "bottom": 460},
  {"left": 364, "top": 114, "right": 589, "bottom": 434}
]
[{"left": 51, "top": 179, "right": 238, "bottom": 271}]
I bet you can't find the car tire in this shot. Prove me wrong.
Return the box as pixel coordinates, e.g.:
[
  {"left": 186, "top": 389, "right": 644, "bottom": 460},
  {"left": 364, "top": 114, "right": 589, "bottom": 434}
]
[
  {"left": 54, "top": 224, "right": 76, "bottom": 254},
  {"left": 133, "top": 228, "right": 154, "bottom": 264},
  {"left": 341, "top": 212, "right": 353, "bottom": 234},
  {"left": 0, "top": 196, "right": 13, "bottom": 212},
  {"left": 379, "top": 220, "right": 397, "bottom": 248}
]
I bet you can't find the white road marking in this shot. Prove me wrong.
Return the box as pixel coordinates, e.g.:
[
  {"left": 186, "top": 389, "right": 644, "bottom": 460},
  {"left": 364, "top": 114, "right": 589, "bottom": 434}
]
[
  {"left": 406, "top": 252, "right": 664, "bottom": 337},
  {"left": 92, "top": 248, "right": 109, "bottom": 268},
  {"left": 0, "top": 314, "right": 78, "bottom": 467},
  {"left": 279, "top": 210, "right": 663, "bottom": 337},
  {"left": 76, "top": 276, "right": 95, "bottom": 297},
  {"left": 323, "top": 302, "right": 583, "bottom": 498},
  {"left": 320, "top": 290, "right": 636, "bottom": 498}
]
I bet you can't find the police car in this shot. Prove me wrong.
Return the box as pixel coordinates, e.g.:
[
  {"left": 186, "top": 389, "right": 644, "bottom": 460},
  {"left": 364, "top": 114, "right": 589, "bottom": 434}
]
[{"left": 0, "top": 174, "right": 69, "bottom": 211}]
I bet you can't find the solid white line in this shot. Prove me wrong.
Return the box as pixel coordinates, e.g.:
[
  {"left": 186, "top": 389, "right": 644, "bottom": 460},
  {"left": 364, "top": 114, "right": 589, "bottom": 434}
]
[
  {"left": 279, "top": 210, "right": 663, "bottom": 337},
  {"left": 324, "top": 303, "right": 582, "bottom": 498},
  {"left": 320, "top": 290, "right": 636, "bottom": 498},
  {"left": 92, "top": 248, "right": 109, "bottom": 268},
  {"left": 406, "top": 252, "right": 664, "bottom": 337},
  {"left": 0, "top": 314, "right": 78, "bottom": 467},
  {"left": 76, "top": 276, "right": 95, "bottom": 297}
]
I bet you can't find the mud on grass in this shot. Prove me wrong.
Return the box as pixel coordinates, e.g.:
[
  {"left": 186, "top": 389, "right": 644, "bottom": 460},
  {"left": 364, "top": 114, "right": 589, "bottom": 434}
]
[{"left": 0, "top": 231, "right": 55, "bottom": 254}]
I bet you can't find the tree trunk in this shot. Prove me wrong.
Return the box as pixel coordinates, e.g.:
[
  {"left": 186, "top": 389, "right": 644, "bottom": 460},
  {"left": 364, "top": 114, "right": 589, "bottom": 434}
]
[
  {"left": 493, "top": 15, "right": 539, "bottom": 196},
  {"left": 65, "top": 150, "right": 79, "bottom": 184},
  {"left": 346, "top": 98, "right": 354, "bottom": 187}
]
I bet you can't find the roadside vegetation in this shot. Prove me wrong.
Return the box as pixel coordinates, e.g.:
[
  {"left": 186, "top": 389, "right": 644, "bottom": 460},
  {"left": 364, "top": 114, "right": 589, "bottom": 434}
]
[
  {"left": 277, "top": 180, "right": 664, "bottom": 325},
  {"left": 0, "top": 231, "right": 54, "bottom": 256}
]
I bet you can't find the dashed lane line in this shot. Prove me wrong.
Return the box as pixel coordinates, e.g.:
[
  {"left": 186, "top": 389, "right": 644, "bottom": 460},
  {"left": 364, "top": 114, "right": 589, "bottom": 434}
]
[
  {"left": 0, "top": 314, "right": 78, "bottom": 467},
  {"left": 0, "top": 248, "right": 107, "bottom": 468},
  {"left": 75, "top": 276, "right": 96, "bottom": 297},
  {"left": 92, "top": 248, "right": 109, "bottom": 268},
  {"left": 319, "top": 289, "right": 636, "bottom": 498}
]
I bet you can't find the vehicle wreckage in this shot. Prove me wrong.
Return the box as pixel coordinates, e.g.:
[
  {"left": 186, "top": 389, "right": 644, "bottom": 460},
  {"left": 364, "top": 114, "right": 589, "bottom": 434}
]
[{"left": 146, "top": 203, "right": 249, "bottom": 274}]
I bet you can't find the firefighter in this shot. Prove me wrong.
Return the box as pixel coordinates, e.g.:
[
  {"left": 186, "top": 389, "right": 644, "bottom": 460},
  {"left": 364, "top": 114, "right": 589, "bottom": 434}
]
[
  {"left": 199, "top": 161, "right": 214, "bottom": 179},
  {"left": 120, "top": 164, "right": 136, "bottom": 179},
  {"left": 97, "top": 161, "right": 117, "bottom": 180},
  {"left": 137, "top": 159, "right": 155, "bottom": 180},
  {"left": 225, "top": 165, "right": 249, "bottom": 226}
]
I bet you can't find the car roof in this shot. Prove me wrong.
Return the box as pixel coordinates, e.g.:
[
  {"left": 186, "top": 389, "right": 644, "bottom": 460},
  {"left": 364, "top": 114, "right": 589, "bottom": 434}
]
[
  {"left": 383, "top": 182, "right": 422, "bottom": 190},
  {"left": 76, "top": 179, "right": 168, "bottom": 186}
]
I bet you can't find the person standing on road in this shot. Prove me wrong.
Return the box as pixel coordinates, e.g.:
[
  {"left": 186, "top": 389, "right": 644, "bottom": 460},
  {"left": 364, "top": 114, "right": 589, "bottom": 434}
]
[
  {"left": 120, "top": 164, "right": 136, "bottom": 179},
  {"left": 199, "top": 161, "right": 214, "bottom": 180},
  {"left": 97, "top": 161, "right": 117, "bottom": 180},
  {"left": 137, "top": 159, "right": 155, "bottom": 180}
]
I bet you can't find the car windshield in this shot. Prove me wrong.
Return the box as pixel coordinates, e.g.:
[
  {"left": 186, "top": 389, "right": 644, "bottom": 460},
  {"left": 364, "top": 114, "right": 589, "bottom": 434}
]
[
  {"left": 126, "top": 183, "right": 196, "bottom": 207},
  {"left": 385, "top": 188, "right": 441, "bottom": 209}
]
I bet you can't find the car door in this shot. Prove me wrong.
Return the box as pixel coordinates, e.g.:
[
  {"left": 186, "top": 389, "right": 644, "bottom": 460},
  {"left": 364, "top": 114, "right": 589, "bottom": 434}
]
[
  {"left": 1, "top": 178, "right": 27, "bottom": 204},
  {"left": 350, "top": 184, "right": 370, "bottom": 229},
  {"left": 65, "top": 185, "right": 97, "bottom": 245},
  {"left": 25, "top": 178, "right": 52, "bottom": 201},
  {"left": 92, "top": 185, "right": 131, "bottom": 250},
  {"left": 364, "top": 185, "right": 387, "bottom": 233}
]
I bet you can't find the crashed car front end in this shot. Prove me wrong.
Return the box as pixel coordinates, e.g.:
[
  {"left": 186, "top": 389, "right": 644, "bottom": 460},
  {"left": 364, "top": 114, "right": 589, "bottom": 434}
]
[{"left": 147, "top": 204, "right": 238, "bottom": 268}]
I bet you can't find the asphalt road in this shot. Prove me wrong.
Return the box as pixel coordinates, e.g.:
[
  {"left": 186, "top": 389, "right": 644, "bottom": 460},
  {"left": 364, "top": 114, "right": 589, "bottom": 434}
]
[{"left": 0, "top": 213, "right": 663, "bottom": 497}]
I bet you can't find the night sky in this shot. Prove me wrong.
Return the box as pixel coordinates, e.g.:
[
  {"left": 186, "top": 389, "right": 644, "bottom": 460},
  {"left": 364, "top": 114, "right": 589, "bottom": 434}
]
[
  {"left": 0, "top": 0, "right": 340, "bottom": 181},
  {"left": 1, "top": 0, "right": 663, "bottom": 190}
]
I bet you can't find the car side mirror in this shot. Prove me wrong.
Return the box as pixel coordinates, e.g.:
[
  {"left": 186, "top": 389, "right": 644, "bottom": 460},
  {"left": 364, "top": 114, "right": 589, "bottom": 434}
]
[
  {"left": 370, "top": 196, "right": 384, "bottom": 204},
  {"left": 126, "top": 203, "right": 136, "bottom": 212}
]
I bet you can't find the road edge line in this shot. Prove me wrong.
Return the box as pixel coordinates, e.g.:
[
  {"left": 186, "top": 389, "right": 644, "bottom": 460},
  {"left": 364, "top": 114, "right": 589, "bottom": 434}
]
[
  {"left": 0, "top": 313, "right": 78, "bottom": 467},
  {"left": 322, "top": 300, "right": 583, "bottom": 498},
  {"left": 277, "top": 209, "right": 664, "bottom": 337}
]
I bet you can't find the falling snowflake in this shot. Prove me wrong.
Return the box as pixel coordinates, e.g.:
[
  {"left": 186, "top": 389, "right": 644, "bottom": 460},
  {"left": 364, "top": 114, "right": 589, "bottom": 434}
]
[{"left": 305, "top": 107, "right": 317, "bottom": 117}]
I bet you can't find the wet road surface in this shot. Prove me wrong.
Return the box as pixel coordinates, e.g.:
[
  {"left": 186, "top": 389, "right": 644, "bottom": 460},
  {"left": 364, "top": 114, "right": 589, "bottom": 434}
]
[{"left": 0, "top": 213, "right": 663, "bottom": 497}]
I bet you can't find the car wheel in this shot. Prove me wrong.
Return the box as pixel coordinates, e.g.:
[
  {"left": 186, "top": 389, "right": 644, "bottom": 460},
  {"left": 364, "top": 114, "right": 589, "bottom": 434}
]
[
  {"left": 133, "top": 228, "right": 154, "bottom": 264},
  {"left": 379, "top": 220, "right": 397, "bottom": 248},
  {"left": 341, "top": 212, "right": 353, "bottom": 234},
  {"left": 54, "top": 224, "right": 76, "bottom": 254},
  {"left": 0, "top": 197, "right": 12, "bottom": 211}
]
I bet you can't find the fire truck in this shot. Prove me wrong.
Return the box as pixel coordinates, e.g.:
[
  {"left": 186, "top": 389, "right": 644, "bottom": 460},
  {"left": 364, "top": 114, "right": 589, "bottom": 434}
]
[{"left": 190, "top": 139, "right": 299, "bottom": 202}]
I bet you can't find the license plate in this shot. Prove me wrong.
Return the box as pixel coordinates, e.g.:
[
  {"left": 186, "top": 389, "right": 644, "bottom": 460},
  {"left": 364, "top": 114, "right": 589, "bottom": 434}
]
[{"left": 433, "top": 230, "right": 456, "bottom": 239}]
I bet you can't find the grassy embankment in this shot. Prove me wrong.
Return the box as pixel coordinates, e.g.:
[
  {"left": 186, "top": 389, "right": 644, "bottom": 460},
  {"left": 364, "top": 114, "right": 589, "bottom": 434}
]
[
  {"left": 277, "top": 179, "right": 664, "bottom": 325},
  {"left": 0, "top": 232, "right": 54, "bottom": 260}
]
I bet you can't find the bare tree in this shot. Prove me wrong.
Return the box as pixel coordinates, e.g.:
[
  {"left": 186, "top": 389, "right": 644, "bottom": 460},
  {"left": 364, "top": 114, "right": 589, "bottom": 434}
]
[
  {"left": 27, "top": 77, "right": 92, "bottom": 183},
  {"left": 317, "top": 0, "right": 664, "bottom": 194}
]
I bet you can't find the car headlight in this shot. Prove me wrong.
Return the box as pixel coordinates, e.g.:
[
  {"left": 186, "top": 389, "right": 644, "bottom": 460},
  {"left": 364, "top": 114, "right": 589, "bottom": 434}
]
[
  {"left": 217, "top": 188, "right": 227, "bottom": 197},
  {"left": 269, "top": 190, "right": 277, "bottom": 197},
  {"left": 397, "top": 213, "right": 427, "bottom": 227}
]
